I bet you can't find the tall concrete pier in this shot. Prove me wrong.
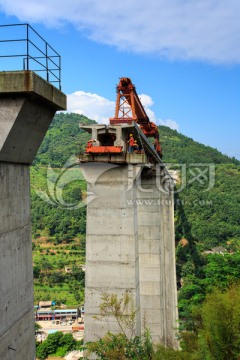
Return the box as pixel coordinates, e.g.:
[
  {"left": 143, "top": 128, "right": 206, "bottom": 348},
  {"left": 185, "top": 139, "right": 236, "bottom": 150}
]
[
  {"left": 0, "top": 71, "right": 66, "bottom": 359},
  {"left": 81, "top": 124, "right": 178, "bottom": 350},
  {"left": 137, "top": 168, "right": 178, "bottom": 347}
]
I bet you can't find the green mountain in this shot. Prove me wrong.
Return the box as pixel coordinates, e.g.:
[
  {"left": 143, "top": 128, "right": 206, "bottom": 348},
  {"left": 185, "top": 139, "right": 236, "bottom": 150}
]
[
  {"left": 31, "top": 112, "right": 240, "bottom": 249},
  {"left": 33, "top": 112, "right": 95, "bottom": 168},
  {"left": 31, "top": 112, "right": 240, "bottom": 318},
  {"left": 160, "top": 125, "right": 239, "bottom": 165}
]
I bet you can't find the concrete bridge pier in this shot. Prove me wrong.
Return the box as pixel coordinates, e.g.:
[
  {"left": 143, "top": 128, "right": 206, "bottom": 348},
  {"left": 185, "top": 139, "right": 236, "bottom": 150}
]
[
  {"left": 82, "top": 163, "right": 142, "bottom": 344},
  {"left": 82, "top": 161, "right": 178, "bottom": 350},
  {"left": 0, "top": 71, "right": 66, "bottom": 360},
  {"left": 137, "top": 166, "right": 178, "bottom": 348}
]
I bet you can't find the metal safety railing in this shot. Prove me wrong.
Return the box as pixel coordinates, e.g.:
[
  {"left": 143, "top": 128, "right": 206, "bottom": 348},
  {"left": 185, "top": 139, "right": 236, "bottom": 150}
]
[{"left": 0, "top": 23, "right": 61, "bottom": 89}]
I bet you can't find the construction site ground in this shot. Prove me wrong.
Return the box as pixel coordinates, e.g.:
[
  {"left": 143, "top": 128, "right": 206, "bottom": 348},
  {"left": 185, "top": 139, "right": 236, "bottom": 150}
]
[{"left": 36, "top": 321, "right": 84, "bottom": 341}]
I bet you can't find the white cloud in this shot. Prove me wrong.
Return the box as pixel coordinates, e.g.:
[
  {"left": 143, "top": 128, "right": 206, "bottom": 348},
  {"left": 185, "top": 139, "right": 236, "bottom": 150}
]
[
  {"left": 67, "top": 91, "right": 115, "bottom": 124},
  {"left": 139, "top": 93, "right": 157, "bottom": 122},
  {"left": 0, "top": 0, "right": 240, "bottom": 63},
  {"left": 159, "top": 119, "right": 179, "bottom": 131},
  {"left": 67, "top": 90, "right": 179, "bottom": 131},
  {"left": 139, "top": 94, "right": 154, "bottom": 108}
]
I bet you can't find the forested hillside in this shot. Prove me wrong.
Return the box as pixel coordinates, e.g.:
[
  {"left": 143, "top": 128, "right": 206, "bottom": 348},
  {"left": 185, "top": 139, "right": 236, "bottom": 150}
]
[
  {"left": 31, "top": 112, "right": 240, "bottom": 320},
  {"left": 31, "top": 112, "right": 240, "bottom": 248}
]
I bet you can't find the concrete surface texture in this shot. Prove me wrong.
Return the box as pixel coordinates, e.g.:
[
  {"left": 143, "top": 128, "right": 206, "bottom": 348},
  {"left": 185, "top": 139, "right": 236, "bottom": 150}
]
[
  {"left": 83, "top": 162, "right": 178, "bottom": 349},
  {"left": 0, "top": 71, "right": 66, "bottom": 164},
  {"left": 83, "top": 163, "right": 141, "bottom": 344},
  {"left": 0, "top": 71, "right": 66, "bottom": 110},
  {"left": 0, "top": 71, "right": 66, "bottom": 360},
  {"left": 0, "top": 163, "right": 35, "bottom": 360},
  {"left": 137, "top": 168, "right": 178, "bottom": 348}
]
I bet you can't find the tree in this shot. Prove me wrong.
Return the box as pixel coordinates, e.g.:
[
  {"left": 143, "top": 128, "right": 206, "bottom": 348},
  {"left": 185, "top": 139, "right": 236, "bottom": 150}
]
[
  {"left": 194, "top": 285, "right": 240, "bottom": 360},
  {"left": 33, "top": 265, "right": 41, "bottom": 279},
  {"left": 36, "top": 331, "right": 81, "bottom": 359},
  {"left": 35, "top": 322, "right": 42, "bottom": 332},
  {"left": 85, "top": 292, "right": 154, "bottom": 360}
]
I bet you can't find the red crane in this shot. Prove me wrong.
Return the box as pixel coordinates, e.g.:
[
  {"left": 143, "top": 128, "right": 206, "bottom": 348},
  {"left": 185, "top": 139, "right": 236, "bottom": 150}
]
[
  {"left": 110, "top": 77, "right": 162, "bottom": 157},
  {"left": 83, "top": 77, "right": 162, "bottom": 161}
]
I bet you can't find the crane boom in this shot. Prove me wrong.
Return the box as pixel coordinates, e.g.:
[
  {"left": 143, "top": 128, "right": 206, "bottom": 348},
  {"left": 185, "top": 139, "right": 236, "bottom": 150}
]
[
  {"left": 81, "top": 77, "right": 163, "bottom": 163},
  {"left": 110, "top": 77, "right": 162, "bottom": 157}
]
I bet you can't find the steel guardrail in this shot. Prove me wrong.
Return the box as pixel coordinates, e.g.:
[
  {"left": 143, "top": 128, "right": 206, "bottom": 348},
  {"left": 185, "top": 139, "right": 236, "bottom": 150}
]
[{"left": 0, "top": 23, "right": 61, "bottom": 89}]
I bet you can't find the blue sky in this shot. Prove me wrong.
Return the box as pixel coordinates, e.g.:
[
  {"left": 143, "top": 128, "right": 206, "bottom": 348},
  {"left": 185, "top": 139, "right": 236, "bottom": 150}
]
[{"left": 0, "top": 0, "right": 239, "bottom": 159}]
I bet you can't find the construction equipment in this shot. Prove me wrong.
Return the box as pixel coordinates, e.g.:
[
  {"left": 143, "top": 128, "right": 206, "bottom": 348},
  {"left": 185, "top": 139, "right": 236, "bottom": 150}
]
[
  {"left": 109, "top": 77, "right": 162, "bottom": 157},
  {"left": 82, "top": 77, "right": 162, "bottom": 163}
]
